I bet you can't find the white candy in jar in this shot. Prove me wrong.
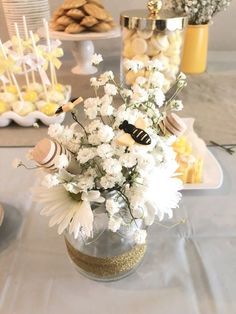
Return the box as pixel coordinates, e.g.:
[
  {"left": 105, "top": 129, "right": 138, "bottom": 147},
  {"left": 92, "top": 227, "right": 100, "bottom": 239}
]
[
  {"left": 123, "top": 41, "right": 135, "bottom": 59},
  {"left": 153, "top": 54, "right": 169, "bottom": 71},
  {"left": 132, "top": 54, "right": 150, "bottom": 65},
  {"left": 131, "top": 37, "right": 148, "bottom": 55},
  {"left": 120, "top": 7, "right": 188, "bottom": 87},
  {"left": 137, "top": 29, "right": 153, "bottom": 40},
  {"left": 150, "top": 34, "right": 169, "bottom": 52}
]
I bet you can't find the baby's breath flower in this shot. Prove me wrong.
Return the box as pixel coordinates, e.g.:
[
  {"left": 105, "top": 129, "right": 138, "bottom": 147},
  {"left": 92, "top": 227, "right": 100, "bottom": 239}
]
[
  {"left": 91, "top": 53, "right": 103, "bottom": 65},
  {"left": 164, "top": 0, "right": 231, "bottom": 24}
]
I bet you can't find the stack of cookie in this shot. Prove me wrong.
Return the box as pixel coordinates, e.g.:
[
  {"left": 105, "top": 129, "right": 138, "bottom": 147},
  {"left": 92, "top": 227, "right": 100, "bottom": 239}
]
[{"left": 50, "top": 0, "right": 115, "bottom": 34}]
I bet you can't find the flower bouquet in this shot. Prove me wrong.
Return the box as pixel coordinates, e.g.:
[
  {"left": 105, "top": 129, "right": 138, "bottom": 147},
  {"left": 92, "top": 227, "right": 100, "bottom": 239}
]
[
  {"left": 16, "top": 54, "right": 187, "bottom": 281},
  {"left": 164, "top": 0, "right": 232, "bottom": 73},
  {"left": 164, "top": 0, "right": 231, "bottom": 25}
]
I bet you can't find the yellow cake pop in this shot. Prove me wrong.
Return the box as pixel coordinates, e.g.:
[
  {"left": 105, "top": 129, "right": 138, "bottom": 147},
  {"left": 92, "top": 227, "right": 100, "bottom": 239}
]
[
  {"left": 6, "top": 85, "right": 18, "bottom": 94},
  {"left": 23, "top": 90, "right": 38, "bottom": 102},
  {"left": 40, "top": 103, "right": 59, "bottom": 116},
  {"left": 53, "top": 83, "right": 65, "bottom": 93},
  {"left": 0, "top": 100, "right": 10, "bottom": 114}
]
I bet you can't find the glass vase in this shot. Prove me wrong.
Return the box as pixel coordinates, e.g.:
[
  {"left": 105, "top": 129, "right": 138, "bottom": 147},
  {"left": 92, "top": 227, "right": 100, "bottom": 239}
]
[
  {"left": 64, "top": 192, "right": 147, "bottom": 282},
  {"left": 120, "top": 7, "right": 188, "bottom": 91}
]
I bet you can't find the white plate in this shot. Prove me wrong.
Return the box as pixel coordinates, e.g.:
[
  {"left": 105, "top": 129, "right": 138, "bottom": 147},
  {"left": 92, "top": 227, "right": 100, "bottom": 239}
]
[
  {"left": 38, "top": 26, "right": 121, "bottom": 42},
  {"left": 182, "top": 118, "right": 223, "bottom": 190},
  {"left": 0, "top": 86, "right": 71, "bottom": 127}
]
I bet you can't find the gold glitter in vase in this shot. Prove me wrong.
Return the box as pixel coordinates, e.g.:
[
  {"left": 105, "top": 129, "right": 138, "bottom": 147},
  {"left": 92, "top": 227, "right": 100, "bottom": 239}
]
[{"left": 65, "top": 238, "right": 146, "bottom": 278}]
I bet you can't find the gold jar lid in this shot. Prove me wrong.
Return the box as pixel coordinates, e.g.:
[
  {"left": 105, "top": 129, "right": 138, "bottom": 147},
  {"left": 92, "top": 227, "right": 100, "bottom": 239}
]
[{"left": 120, "top": 0, "right": 188, "bottom": 32}]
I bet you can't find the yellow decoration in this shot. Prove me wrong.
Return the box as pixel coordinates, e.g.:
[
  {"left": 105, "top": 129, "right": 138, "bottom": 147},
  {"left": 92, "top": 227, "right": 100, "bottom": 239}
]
[
  {"left": 6, "top": 85, "right": 18, "bottom": 94},
  {"left": 40, "top": 103, "right": 59, "bottom": 116},
  {"left": 173, "top": 136, "right": 203, "bottom": 184},
  {"left": 11, "top": 34, "right": 40, "bottom": 52},
  {"left": 53, "top": 83, "right": 64, "bottom": 93},
  {"left": 23, "top": 90, "right": 38, "bottom": 102},
  {"left": 0, "top": 101, "right": 10, "bottom": 114},
  {"left": 42, "top": 48, "right": 64, "bottom": 71},
  {"left": 0, "top": 54, "right": 21, "bottom": 76},
  {"left": 181, "top": 24, "right": 209, "bottom": 74}
]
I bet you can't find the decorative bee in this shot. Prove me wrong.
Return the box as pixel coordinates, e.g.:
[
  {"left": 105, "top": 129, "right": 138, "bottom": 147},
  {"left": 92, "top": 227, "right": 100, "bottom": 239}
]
[
  {"left": 117, "top": 118, "right": 151, "bottom": 146},
  {"left": 55, "top": 97, "right": 83, "bottom": 114}
]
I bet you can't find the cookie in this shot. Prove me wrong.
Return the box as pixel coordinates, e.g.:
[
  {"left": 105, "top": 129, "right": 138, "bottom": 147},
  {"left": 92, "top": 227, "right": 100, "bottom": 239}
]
[
  {"left": 62, "top": 0, "right": 86, "bottom": 9},
  {"left": 66, "top": 8, "right": 85, "bottom": 20},
  {"left": 91, "top": 21, "right": 112, "bottom": 32},
  {"left": 105, "top": 15, "right": 114, "bottom": 22},
  {"left": 87, "top": 0, "right": 104, "bottom": 8},
  {"left": 50, "top": 22, "right": 66, "bottom": 31},
  {"left": 83, "top": 3, "right": 108, "bottom": 20},
  {"left": 52, "top": 7, "right": 66, "bottom": 18},
  {"left": 56, "top": 16, "right": 75, "bottom": 26},
  {"left": 159, "top": 113, "right": 187, "bottom": 137},
  {"left": 80, "top": 16, "right": 98, "bottom": 27},
  {"left": 65, "top": 23, "right": 85, "bottom": 34},
  {"left": 108, "top": 21, "right": 116, "bottom": 28}
]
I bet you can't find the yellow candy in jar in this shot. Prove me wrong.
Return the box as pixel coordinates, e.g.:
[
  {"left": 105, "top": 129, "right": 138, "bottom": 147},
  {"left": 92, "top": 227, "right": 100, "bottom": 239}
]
[
  {"left": 123, "top": 42, "right": 135, "bottom": 59},
  {"left": 125, "top": 69, "right": 145, "bottom": 85},
  {"left": 23, "top": 90, "right": 38, "bottom": 102},
  {"left": 40, "top": 103, "right": 59, "bottom": 116},
  {"left": 0, "top": 101, "right": 10, "bottom": 114},
  {"left": 6, "top": 85, "right": 18, "bottom": 94},
  {"left": 53, "top": 84, "right": 65, "bottom": 93}
]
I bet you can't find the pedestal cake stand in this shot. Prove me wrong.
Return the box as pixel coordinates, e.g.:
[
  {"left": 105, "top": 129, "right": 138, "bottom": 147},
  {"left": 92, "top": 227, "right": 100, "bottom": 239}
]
[{"left": 38, "top": 27, "right": 121, "bottom": 75}]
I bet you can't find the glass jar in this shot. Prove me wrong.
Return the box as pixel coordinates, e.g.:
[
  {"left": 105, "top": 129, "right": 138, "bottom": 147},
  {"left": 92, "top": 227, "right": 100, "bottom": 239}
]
[
  {"left": 120, "top": 0, "right": 188, "bottom": 92},
  {"left": 64, "top": 192, "right": 147, "bottom": 282}
]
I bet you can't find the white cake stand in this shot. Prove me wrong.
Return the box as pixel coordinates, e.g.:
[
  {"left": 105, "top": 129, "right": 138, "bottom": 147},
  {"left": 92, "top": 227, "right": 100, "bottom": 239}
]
[{"left": 38, "top": 27, "right": 121, "bottom": 75}]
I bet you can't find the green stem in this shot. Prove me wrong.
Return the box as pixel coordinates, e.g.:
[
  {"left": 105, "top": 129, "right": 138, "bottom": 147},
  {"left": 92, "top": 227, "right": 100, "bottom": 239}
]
[
  {"left": 115, "top": 189, "right": 138, "bottom": 227},
  {"left": 71, "top": 112, "right": 88, "bottom": 139}
]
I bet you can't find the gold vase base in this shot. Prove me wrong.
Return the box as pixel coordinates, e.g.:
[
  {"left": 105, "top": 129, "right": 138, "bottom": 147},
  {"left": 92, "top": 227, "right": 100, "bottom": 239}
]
[{"left": 65, "top": 239, "right": 147, "bottom": 282}]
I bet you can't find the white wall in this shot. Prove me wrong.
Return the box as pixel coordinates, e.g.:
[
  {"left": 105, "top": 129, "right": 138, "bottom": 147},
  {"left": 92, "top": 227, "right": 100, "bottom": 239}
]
[{"left": 0, "top": 0, "right": 236, "bottom": 50}]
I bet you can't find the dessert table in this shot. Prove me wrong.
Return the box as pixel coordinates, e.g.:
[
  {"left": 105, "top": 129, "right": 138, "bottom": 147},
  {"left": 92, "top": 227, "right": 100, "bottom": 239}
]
[{"left": 0, "top": 51, "right": 236, "bottom": 314}]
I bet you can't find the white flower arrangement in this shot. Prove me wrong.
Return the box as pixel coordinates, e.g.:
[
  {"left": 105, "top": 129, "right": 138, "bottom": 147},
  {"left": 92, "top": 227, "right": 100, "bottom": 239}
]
[
  {"left": 17, "top": 55, "right": 187, "bottom": 245},
  {"left": 164, "top": 0, "right": 232, "bottom": 25}
]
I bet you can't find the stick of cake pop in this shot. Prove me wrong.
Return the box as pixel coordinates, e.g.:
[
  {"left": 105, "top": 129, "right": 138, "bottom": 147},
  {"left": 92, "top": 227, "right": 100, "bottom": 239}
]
[
  {"left": 0, "top": 42, "right": 13, "bottom": 85},
  {"left": 30, "top": 31, "right": 49, "bottom": 102},
  {"left": 11, "top": 74, "right": 24, "bottom": 102},
  {"left": 43, "top": 18, "right": 57, "bottom": 86},
  {"left": 0, "top": 76, "right": 7, "bottom": 92},
  {"left": 14, "top": 22, "right": 30, "bottom": 88},
  {"left": 0, "top": 39, "right": 23, "bottom": 101},
  {"left": 22, "top": 16, "right": 36, "bottom": 84}
]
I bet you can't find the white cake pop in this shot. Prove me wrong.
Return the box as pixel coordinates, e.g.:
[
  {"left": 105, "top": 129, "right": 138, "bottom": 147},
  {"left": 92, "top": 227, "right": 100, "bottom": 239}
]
[{"left": 13, "top": 101, "right": 36, "bottom": 116}]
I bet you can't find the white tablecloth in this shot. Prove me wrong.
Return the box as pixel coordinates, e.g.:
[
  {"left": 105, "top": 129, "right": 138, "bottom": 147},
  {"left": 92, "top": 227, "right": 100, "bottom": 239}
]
[{"left": 0, "top": 146, "right": 236, "bottom": 314}]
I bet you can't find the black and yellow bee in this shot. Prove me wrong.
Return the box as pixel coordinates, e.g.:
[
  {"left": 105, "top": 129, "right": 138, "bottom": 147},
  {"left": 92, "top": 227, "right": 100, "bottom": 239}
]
[{"left": 117, "top": 118, "right": 151, "bottom": 146}]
